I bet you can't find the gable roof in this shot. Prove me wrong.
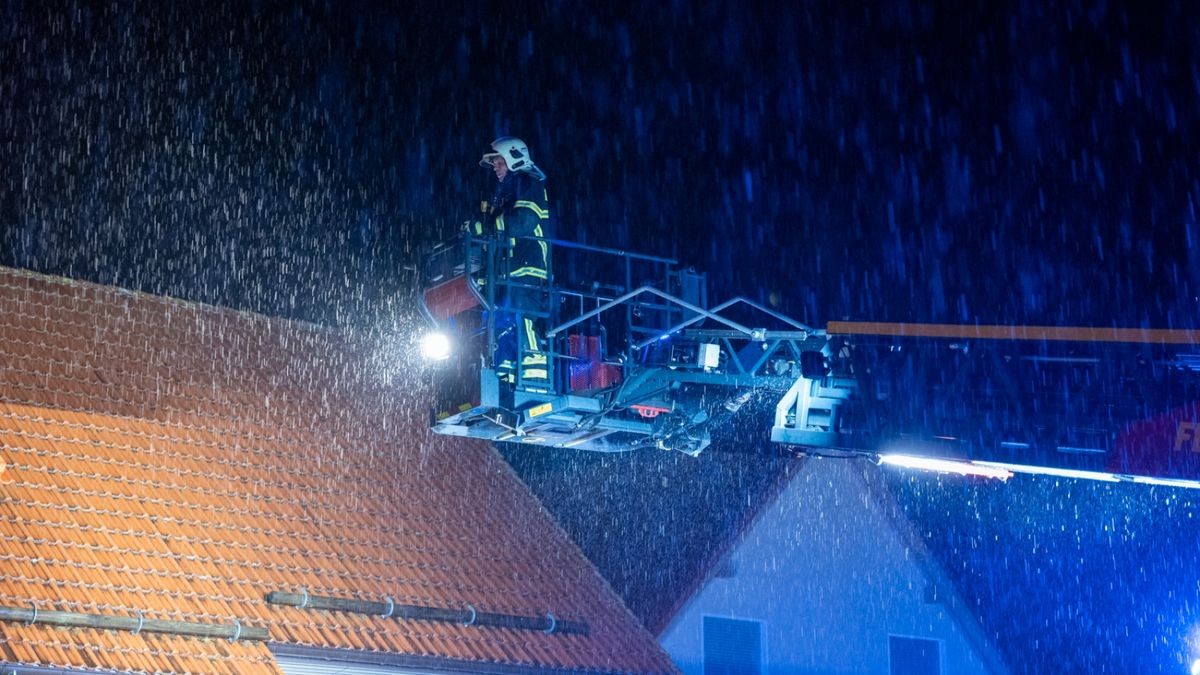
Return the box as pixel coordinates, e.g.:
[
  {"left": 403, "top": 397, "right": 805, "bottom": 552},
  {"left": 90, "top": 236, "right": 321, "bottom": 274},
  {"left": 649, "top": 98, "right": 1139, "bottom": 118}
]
[
  {"left": 658, "top": 456, "right": 1009, "bottom": 674},
  {"left": 498, "top": 436, "right": 796, "bottom": 637},
  {"left": 0, "top": 266, "right": 676, "bottom": 674}
]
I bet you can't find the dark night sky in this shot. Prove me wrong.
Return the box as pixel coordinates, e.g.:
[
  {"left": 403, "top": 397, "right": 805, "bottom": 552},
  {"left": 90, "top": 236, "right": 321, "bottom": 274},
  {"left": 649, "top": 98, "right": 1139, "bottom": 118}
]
[
  {"left": 5, "top": 1, "right": 1200, "bottom": 330},
  {"left": 6, "top": 2, "right": 1200, "bottom": 673}
]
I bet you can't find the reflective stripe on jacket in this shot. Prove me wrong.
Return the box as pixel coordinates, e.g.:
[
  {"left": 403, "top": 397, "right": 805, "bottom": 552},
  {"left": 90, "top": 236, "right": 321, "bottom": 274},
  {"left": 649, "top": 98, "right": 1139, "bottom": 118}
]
[{"left": 480, "top": 171, "right": 552, "bottom": 280}]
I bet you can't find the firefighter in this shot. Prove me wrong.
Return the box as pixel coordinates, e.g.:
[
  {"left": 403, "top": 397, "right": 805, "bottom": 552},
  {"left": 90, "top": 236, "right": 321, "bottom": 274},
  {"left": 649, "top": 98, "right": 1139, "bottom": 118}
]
[{"left": 475, "top": 136, "right": 553, "bottom": 389}]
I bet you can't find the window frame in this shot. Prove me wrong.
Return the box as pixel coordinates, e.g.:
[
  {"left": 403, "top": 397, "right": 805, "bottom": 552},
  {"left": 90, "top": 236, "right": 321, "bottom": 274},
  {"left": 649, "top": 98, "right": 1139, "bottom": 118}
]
[
  {"left": 701, "top": 614, "right": 767, "bottom": 675},
  {"left": 887, "top": 633, "right": 944, "bottom": 675}
]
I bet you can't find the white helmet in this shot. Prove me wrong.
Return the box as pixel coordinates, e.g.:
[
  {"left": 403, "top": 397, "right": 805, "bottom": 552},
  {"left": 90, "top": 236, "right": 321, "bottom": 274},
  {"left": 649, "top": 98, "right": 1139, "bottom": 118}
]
[{"left": 480, "top": 136, "right": 534, "bottom": 172}]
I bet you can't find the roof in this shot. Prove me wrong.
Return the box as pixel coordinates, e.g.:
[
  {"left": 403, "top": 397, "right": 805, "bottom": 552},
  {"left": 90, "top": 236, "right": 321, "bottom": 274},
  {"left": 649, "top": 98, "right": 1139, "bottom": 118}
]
[
  {"left": 657, "top": 456, "right": 1009, "bottom": 674},
  {"left": 0, "top": 266, "right": 676, "bottom": 674},
  {"left": 856, "top": 460, "right": 1009, "bottom": 674},
  {"left": 889, "top": 467, "right": 1200, "bottom": 672},
  {"left": 497, "top": 423, "right": 795, "bottom": 636}
]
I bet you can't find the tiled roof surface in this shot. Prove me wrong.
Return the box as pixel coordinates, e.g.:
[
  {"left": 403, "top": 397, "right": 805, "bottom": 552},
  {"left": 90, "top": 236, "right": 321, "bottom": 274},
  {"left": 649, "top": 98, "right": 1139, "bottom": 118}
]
[{"left": 0, "top": 267, "right": 675, "bottom": 674}]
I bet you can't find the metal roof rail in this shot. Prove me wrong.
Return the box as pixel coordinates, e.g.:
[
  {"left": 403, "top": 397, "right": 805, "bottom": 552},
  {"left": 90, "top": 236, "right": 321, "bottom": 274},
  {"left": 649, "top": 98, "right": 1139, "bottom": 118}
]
[
  {"left": 266, "top": 590, "right": 588, "bottom": 636},
  {"left": 0, "top": 604, "right": 268, "bottom": 641}
]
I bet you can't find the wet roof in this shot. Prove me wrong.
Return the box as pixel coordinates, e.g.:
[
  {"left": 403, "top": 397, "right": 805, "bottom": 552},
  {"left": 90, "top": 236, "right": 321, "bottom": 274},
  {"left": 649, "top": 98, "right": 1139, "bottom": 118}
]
[{"left": 0, "top": 266, "right": 675, "bottom": 674}]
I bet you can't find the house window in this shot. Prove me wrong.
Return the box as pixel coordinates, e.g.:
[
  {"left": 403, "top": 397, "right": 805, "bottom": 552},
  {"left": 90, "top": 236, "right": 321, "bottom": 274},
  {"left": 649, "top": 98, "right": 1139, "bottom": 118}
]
[
  {"left": 889, "top": 635, "right": 941, "bottom": 675},
  {"left": 703, "top": 616, "right": 762, "bottom": 675}
]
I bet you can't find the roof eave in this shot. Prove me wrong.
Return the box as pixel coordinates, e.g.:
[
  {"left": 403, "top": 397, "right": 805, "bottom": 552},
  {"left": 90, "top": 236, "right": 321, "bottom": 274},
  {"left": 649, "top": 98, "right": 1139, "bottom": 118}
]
[{"left": 271, "top": 644, "right": 671, "bottom": 675}]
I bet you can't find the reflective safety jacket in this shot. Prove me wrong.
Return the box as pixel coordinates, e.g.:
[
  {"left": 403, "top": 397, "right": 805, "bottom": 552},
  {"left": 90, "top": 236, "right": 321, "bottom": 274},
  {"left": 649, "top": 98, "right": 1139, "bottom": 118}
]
[{"left": 474, "top": 170, "right": 552, "bottom": 281}]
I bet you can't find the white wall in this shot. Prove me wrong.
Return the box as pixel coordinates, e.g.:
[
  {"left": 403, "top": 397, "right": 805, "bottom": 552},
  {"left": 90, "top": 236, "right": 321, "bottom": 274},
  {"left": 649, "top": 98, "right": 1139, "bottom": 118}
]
[{"left": 660, "top": 459, "right": 1001, "bottom": 675}]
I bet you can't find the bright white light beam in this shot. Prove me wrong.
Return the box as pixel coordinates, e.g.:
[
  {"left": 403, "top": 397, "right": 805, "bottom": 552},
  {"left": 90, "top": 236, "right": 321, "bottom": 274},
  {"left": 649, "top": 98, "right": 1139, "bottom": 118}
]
[
  {"left": 972, "top": 461, "right": 1121, "bottom": 483},
  {"left": 1130, "top": 476, "right": 1200, "bottom": 490},
  {"left": 879, "top": 454, "right": 1013, "bottom": 480},
  {"left": 419, "top": 331, "right": 452, "bottom": 361}
]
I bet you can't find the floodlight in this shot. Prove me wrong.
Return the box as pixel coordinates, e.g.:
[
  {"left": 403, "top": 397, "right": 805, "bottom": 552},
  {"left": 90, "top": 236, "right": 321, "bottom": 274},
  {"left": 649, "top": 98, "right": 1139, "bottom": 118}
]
[{"left": 419, "top": 331, "right": 452, "bottom": 361}]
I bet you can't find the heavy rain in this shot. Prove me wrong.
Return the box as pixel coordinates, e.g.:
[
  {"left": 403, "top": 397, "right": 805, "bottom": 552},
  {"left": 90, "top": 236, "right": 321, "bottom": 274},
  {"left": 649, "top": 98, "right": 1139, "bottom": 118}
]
[{"left": 3, "top": 1, "right": 1200, "bottom": 673}]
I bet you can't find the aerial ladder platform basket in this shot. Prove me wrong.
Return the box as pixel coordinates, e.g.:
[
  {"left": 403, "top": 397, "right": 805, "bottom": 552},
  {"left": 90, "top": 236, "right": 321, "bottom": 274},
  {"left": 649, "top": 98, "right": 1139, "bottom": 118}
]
[{"left": 420, "top": 232, "right": 1200, "bottom": 489}]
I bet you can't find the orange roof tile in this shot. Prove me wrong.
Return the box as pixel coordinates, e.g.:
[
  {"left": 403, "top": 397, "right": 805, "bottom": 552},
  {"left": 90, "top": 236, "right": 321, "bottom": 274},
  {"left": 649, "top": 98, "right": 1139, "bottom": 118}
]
[{"left": 0, "top": 266, "right": 675, "bottom": 674}]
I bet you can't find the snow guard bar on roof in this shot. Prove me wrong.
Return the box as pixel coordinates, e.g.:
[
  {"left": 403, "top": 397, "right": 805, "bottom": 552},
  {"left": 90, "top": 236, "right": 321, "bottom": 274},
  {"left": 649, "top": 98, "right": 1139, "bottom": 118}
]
[{"left": 421, "top": 231, "right": 1200, "bottom": 488}]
